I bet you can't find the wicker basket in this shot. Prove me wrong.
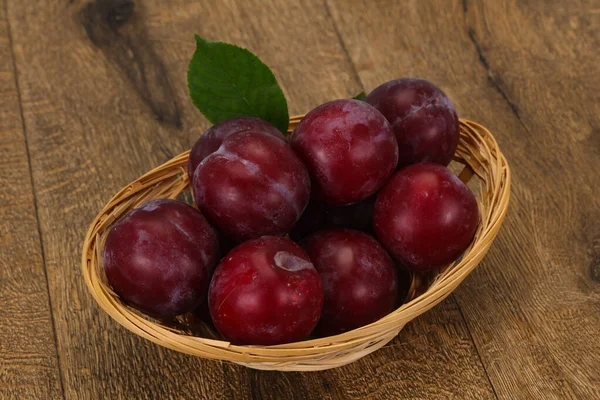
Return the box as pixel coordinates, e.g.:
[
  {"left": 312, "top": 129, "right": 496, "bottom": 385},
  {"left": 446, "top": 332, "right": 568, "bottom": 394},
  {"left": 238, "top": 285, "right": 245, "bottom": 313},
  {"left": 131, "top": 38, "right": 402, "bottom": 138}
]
[{"left": 82, "top": 116, "right": 510, "bottom": 371}]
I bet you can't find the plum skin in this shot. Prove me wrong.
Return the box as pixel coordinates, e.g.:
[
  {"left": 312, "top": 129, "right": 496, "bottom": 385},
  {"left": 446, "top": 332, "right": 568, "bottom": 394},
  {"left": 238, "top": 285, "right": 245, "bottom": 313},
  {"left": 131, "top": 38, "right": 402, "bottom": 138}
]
[
  {"left": 208, "top": 236, "right": 323, "bottom": 345},
  {"left": 187, "top": 117, "right": 285, "bottom": 181},
  {"left": 366, "top": 78, "right": 459, "bottom": 168},
  {"left": 290, "top": 195, "right": 376, "bottom": 241},
  {"left": 103, "top": 199, "right": 219, "bottom": 317},
  {"left": 193, "top": 131, "right": 311, "bottom": 242},
  {"left": 323, "top": 195, "right": 376, "bottom": 233},
  {"left": 303, "top": 229, "right": 399, "bottom": 336},
  {"left": 289, "top": 99, "right": 398, "bottom": 205},
  {"left": 374, "top": 163, "right": 479, "bottom": 271}
]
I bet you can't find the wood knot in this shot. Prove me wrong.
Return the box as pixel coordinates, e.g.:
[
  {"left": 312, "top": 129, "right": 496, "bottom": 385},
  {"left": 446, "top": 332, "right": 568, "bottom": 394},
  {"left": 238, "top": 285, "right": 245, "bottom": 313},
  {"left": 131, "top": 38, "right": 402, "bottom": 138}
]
[
  {"left": 77, "top": 0, "right": 182, "bottom": 128},
  {"left": 590, "top": 256, "right": 600, "bottom": 283},
  {"left": 80, "top": 0, "right": 135, "bottom": 45},
  {"left": 106, "top": 0, "right": 135, "bottom": 28}
]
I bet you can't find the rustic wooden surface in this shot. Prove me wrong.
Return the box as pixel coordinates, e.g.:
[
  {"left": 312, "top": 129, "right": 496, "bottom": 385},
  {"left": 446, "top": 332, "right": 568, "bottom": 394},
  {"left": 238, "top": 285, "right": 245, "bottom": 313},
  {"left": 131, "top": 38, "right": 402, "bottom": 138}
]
[
  {"left": 0, "top": 0, "right": 597, "bottom": 398},
  {"left": 0, "top": 1, "right": 63, "bottom": 398}
]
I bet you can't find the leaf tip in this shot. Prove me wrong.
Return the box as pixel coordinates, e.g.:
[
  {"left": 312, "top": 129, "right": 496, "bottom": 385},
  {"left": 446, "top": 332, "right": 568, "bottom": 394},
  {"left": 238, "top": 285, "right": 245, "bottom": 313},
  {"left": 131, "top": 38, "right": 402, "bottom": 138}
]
[
  {"left": 194, "top": 34, "right": 210, "bottom": 47},
  {"left": 352, "top": 91, "right": 367, "bottom": 101}
]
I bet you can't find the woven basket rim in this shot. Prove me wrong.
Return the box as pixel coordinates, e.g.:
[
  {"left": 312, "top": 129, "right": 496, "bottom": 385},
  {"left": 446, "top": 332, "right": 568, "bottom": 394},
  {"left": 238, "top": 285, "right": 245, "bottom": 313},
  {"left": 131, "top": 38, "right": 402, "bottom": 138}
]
[{"left": 81, "top": 116, "right": 511, "bottom": 370}]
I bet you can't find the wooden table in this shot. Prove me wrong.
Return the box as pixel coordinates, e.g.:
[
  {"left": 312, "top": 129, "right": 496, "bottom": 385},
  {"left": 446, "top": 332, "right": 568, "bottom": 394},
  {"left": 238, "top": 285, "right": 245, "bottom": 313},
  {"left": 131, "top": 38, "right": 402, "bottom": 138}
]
[{"left": 1, "top": 0, "right": 598, "bottom": 399}]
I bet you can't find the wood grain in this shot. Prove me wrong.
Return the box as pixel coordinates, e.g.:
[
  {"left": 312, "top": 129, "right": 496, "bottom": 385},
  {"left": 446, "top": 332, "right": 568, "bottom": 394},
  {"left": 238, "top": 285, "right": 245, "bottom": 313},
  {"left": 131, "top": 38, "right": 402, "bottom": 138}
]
[
  {"left": 326, "top": 0, "right": 600, "bottom": 398},
  {"left": 230, "top": 299, "right": 494, "bottom": 400},
  {"left": 5, "top": 0, "right": 496, "bottom": 398},
  {"left": 5, "top": 0, "right": 597, "bottom": 398},
  {"left": 461, "top": 2, "right": 600, "bottom": 398},
  {"left": 0, "top": 1, "right": 63, "bottom": 398}
]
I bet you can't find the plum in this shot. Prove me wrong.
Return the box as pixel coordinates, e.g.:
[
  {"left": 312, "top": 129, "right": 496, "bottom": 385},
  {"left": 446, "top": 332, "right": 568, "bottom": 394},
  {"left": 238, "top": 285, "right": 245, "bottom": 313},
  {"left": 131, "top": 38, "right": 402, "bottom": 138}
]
[
  {"left": 374, "top": 163, "right": 479, "bottom": 271},
  {"left": 208, "top": 236, "right": 323, "bottom": 345},
  {"left": 103, "top": 199, "right": 219, "bottom": 317},
  {"left": 187, "top": 117, "right": 285, "bottom": 181},
  {"left": 303, "top": 229, "right": 399, "bottom": 336},
  {"left": 366, "top": 78, "right": 459, "bottom": 168},
  {"left": 289, "top": 99, "right": 398, "bottom": 205},
  {"left": 288, "top": 198, "right": 327, "bottom": 241},
  {"left": 193, "top": 131, "right": 311, "bottom": 242},
  {"left": 324, "top": 195, "right": 376, "bottom": 233},
  {"left": 290, "top": 195, "right": 376, "bottom": 241}
]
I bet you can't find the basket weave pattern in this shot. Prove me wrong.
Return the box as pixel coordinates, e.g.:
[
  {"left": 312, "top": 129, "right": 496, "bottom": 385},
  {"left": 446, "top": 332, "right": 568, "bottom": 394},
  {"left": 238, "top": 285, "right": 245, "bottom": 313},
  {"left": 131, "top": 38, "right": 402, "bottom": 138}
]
[{"left": 82, "top": 117, "right": 510, "bottom": 371}]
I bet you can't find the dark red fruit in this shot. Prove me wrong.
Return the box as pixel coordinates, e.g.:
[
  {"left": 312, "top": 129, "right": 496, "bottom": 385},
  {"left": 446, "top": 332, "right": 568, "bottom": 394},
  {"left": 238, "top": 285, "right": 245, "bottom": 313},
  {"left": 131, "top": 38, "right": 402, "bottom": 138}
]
[
  {"left": 366, "top": 78, "right": 459, "bottom": 168},
  {"left": 290, "top": 195, "right": 376, "bottom": 241},
  {"left": 209, "top": 236, "right": 323, "bottom": 345},
  {"left": 374, "top": 163, "right": 479, "bottom": 271},
  {"left": 290, "top": 99, "right": 398, "bottom": 205},
  {"left": 396, "top": 266, "right": 413, "bottom": 305},
  {"left": 325, "top": 195, "right": 376, "bottom": 233},
  {"left": 193, "top": 132, "right": 311, "bottom": 242},
  {"left": 289, "top": 198, "right": 327, "bottom": 241},
  {"left": 303, "top": 229, "right": 399, "bottom": 336},
  {"left": 103, "top": 199, "right": 219, "bottom": 317},
  {"left": 187, "top": 117, "right": 285, "bottom": 180}
]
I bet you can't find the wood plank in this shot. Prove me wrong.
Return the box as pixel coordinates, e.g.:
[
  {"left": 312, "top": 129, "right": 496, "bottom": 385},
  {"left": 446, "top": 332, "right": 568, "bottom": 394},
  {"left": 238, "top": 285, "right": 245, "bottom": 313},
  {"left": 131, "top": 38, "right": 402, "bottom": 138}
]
[
  {"left": 0, "top": 0, "right": 20, "bottom": 144},
  {"left": 460, "top": 2, "right": 600, "bottom": 398},
  {"left": 0, "top": 1, "right": 63, "bottom": 398},
  {"left": 8, "top": 0, "right": 493, "bottom": 398},
  {"left": 327, "top": 0, "right": 600, "bottom": 398}
]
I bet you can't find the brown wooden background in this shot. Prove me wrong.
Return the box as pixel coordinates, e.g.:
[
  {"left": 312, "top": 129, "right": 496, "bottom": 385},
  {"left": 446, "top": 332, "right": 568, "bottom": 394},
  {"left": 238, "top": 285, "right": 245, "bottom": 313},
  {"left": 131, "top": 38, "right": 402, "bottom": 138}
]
[{"left": 1, "top": 0, "right": 598, "bottom": 399}]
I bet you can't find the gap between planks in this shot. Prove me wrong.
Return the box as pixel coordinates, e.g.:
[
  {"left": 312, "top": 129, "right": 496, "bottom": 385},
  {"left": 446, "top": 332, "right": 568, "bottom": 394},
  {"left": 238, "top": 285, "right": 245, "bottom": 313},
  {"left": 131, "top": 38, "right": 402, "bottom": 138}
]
[{"left": 2, "top": 0, "right": 67, "bottom": 398}]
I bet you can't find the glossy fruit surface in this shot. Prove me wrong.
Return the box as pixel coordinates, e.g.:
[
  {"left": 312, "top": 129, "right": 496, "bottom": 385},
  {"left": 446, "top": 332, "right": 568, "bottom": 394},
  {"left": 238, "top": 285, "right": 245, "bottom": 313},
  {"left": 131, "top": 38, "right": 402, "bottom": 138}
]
[
  {"left": 290, "top": 99, "right": 398, "bottom": 205},
  {"left": 103, "top": 199, "right": 219, "bottom": 317},
  {"left": 209, "top": 236, "right": 323, "bottom": 345},
  {"left": 366, "top": 78, "right": 459, "bottom": 168},
  {"left": 187, "top": 117, "right": 284, "bottom": 180},
  {"left": 303, "top": 229, "right": 398, "bottom": 335},
  {"left": 374, "top": 163, "right": 479, "bottom": 271},
  {"left": 193, "top": 132, "right": 310, "bottom": 241}
]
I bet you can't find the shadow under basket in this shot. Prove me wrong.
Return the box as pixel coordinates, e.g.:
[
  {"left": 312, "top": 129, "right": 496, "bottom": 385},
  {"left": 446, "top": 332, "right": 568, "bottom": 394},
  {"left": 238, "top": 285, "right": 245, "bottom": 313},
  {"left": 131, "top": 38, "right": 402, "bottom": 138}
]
[{"left": 82, "top": 117, "right": 511, "bottom": 371}]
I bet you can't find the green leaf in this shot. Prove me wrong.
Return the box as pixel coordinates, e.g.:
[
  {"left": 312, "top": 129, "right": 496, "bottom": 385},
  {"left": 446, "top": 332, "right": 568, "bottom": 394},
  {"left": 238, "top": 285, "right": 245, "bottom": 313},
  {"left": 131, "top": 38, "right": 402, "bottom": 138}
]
[
  {"left": 352, "top": 91, "right": 366, "bottom": 101},
  {"left": 188, "top": 35, "right": 289, "bottom": 134}
]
